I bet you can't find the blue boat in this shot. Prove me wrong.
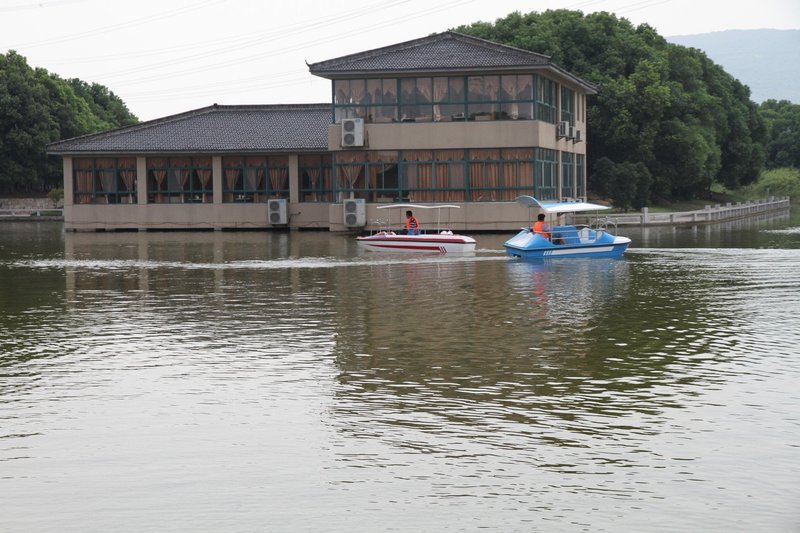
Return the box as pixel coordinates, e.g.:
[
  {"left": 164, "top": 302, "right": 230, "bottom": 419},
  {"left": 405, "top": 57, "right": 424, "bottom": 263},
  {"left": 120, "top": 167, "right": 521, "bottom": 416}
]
[{"left": 503, "top": 196, "right": 631, "bottom": 259}]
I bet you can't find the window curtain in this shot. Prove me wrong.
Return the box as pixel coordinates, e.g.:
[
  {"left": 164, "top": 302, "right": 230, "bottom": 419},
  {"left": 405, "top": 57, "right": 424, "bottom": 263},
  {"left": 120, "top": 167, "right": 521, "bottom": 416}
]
[
  {"left": 95, "top": 159, "right": 115, "bottom": 203},
  {"left": 484, "top": 76, "right": 499, "bottom": 104},
  {"left": 502, "top": 148, "right": 534, "bottom": 200},
  {"left": 336, "top": 152, "right": 365, "bottom": 196},
  {"left": 99, "top": 170, "right": 115, "bottom": 193},
  {"left": 120, "top": 170, "right": 136, "bottom": 192},
  {"left": 401, "top": 151, "right": 432, "bottom": 202},
  {"left": 179, "top": 169, "right": 190, "bottom": 201},
  {"left": 153, "top": 170, "right": 167, "bottom": 203},
  {"left": 367, "top": 152, "right": 396, "bottom": 192},
  {"left": 470, "top": 149, "right": 500, "bottom": 201},
  {"left": 197, "top": 169, "right": 212, "bottom": 190},
  {"left": 246, "top": 167, "right": 263, "bottom": 202},
  {"left": 305, "top": 167, "right": 321, "bottom": 201},
  {"left": 268, "top": 167, "right": 288, "bottom": 198},
  {"left": 416, "top": 78, "right": 432, "bottom": 120},
  {"left": 433, "top": 77, "right": 449, "bottom": 122},
  {"left": 119, "top": 169, "right": 136, "bottom": 203},
  {"left": 321, "top": 168, "right": 333, "bottom": 202},
  {"left": 338, "top": 165, "right": 362, "bottom": 191},
  {"left": 435, "top": 150, "right": 465, "bottom": 202},
  {"left": 224, "top": 168, "right": 240, "bottom": 202},
  {"left": 350, "top": 81, "right": 365, "bottom": 105},
  {"left": 75, "top": 170, "right": 93, "bottom": 204},
  {"left": 502, "top": 76, "right": 519, "bottom": 119}
]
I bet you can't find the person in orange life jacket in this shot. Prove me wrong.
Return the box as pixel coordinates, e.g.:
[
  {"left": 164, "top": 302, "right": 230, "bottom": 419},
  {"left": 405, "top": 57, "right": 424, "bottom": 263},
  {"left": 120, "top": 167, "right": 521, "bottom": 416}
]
[
  {"left": 531, "top": 213, "right": 551, "bottom": 240},
  {"left": 404, "top": 210, "right": 420, "bottom": 235}
]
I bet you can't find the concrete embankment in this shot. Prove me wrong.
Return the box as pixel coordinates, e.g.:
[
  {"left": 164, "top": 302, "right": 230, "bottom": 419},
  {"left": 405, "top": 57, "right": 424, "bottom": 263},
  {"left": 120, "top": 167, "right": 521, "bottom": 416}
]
[
  {"left": 0, "top": 196, "right": 791, "bottom": 226},
  {"left": 0, "top": 198, "right": 63, "bottom": 221}
]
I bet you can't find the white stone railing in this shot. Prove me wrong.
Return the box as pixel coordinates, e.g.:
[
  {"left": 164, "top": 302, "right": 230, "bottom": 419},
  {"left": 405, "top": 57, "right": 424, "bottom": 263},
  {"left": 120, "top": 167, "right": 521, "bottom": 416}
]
[{"left": 577, "top": 196, "right": 791, "bottom": 226}]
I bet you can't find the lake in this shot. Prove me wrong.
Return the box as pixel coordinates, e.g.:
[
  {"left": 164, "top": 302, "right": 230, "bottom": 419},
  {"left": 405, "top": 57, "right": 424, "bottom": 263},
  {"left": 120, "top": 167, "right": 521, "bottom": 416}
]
[{"left": 1, "top": 211, "right": 799, "bottom": 532}]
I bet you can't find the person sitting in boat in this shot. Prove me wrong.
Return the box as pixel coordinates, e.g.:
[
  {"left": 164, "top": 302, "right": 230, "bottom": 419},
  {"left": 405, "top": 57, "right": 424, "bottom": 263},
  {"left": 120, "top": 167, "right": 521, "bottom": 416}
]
[
  {"left": 532, "top": 213, "right": 551, "bottom": 240},
  {"left": 532, "top": 213, "right": 566, "bottom": 244},
  {"left": 404, "top": 210, "right": 420, "bottom": 235}
]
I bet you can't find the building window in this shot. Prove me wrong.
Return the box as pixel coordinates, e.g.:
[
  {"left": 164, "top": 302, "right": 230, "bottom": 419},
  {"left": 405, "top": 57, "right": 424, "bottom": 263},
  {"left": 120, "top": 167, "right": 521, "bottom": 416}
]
[
  {"left": 333, "top": 149, "right": 542, "bottom": 203},
  {"left": 332, "top": 74, "right": 551, "bottom": 124},
  {"left": 73, "top": 157, "right": 137, "bottom": 204},
  {"left": 401, "top": 150, "right": 466, "bottom": 202},
  {"left": 467, "top": 148, "right": 536, "bottom": 202},
  {"left": 147, "top": 157, "right": 212, "bottom": 204},
  {"left": 576, "top": 154, "right": 585, "bottom": 199},
  {"left": 536, "top": 148, "right": 558, "bottom": 200},
  {"left": 433, "top": 77, "right": 465, "bottom": 122},
  {"left": 560, "top": 86, "right": 575, "bottom": 125},
  {"left": 561, "top": 151, "right": 573, "bottom": 199},
  {"left": 221, "top": 156, "right": 288, "bottom": 203},
  {"left": 300, "top": 154, "right": 333, "bottom": 202},
  {"left": 535, "top": 77, "right": 557, "bottom": 124}
]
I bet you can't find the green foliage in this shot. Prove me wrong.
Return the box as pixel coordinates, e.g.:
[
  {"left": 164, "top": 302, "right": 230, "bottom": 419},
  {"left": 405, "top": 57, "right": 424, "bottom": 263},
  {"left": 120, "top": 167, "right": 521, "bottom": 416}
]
[
  {"left": 591, "top": 157, "right": 651, "bottom": 211},
  {"left": 454, "top": 10, "right": 767, "bottom": 203},
  {"left": 741, "top": 167, "right": 800, "bottom": 199},
  {"left": 47, "top": 187, "right": 64, "bottom": 206},
  {"left": 759, "top": 100, "right": 800, "bottom": 169},
  {"left": 0, "top": 51, "right": 138, "bottom": 193}
]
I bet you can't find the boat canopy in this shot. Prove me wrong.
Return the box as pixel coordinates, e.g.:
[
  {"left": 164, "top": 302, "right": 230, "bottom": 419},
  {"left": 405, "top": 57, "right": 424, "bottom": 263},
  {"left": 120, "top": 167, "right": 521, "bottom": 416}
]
[
  {"left": 376, "top": 204, "right": 460, "bottom": 210},
  {"left": 513, "top": 195, "right": 610, "bottom": 213}
]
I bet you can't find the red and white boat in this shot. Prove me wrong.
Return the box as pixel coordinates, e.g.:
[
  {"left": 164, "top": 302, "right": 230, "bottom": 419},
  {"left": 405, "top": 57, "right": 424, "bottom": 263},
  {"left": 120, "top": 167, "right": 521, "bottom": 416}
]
[{"left": 356, "top": 204, "right": 476, "bottom": 254}]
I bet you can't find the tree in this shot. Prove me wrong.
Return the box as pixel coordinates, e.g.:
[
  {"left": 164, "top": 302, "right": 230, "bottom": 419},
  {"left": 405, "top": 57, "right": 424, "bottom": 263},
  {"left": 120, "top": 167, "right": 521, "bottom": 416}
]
[
  {"left": 0, "top": 52, "right": 57, "bottom": 192},
  {"left": 0, "top": 51, "right": 138, "bottom": 193},
  {"left": 760, "top": 99, "right": 800, "bottom": 169},
  {"left": 454, "top": 10, "right": 766, "bottom": 203},
  {"left": 591, "top": 157, "right": 651, "bottom": 211}
]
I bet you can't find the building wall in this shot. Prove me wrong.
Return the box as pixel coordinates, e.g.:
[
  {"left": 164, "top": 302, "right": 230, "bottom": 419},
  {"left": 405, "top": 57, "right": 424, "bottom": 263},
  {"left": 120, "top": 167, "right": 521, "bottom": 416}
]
[{"left": 328, "top": 112, "right": 587, "bottom": 154}]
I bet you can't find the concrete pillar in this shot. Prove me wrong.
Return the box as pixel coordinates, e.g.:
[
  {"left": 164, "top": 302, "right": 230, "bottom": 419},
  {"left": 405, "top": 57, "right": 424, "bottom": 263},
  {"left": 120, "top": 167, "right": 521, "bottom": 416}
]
[
  {"left": 136, "top": 157, "right": 147, "bottom": 204},
  {"left": 212, "top": 156, "right": 222, "bottom": 204},
  {"left": 63, "top": 157, "right": 73, "bottom": 207},
  {"left": 288, "top": 154, "right": 299, "bottom": 205}
]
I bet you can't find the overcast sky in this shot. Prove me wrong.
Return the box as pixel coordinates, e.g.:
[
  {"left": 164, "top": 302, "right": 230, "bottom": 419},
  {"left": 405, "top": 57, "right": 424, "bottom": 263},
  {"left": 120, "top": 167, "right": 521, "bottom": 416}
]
[{"left": 2, "top": 0, "right": 798, "bottom": 121}]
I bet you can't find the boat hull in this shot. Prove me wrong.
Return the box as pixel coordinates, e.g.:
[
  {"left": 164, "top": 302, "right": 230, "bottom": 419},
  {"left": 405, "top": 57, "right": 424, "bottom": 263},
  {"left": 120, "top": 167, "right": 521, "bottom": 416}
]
[
  {"left": 503, "top": 227, "right": 630, "bottom": 259},
  {"left": 357, "top": 232, "right": 476, "bottom": 254}
]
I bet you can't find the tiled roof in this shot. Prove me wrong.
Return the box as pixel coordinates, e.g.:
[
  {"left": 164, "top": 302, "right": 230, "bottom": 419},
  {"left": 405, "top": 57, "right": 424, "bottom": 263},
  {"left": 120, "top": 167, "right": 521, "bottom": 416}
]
[
  {"left": 308, "top": 31, "right": 596, "bottom": 91},
  {"left": 47, "top": 104, "right": 332, "bottom": 155}
]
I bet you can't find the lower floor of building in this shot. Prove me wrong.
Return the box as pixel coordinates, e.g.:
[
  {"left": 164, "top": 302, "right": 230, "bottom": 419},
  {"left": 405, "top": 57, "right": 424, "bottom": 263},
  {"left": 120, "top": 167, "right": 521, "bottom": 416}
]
[{"left": 62, "top": 147, "right": 587, "bottom": 232}]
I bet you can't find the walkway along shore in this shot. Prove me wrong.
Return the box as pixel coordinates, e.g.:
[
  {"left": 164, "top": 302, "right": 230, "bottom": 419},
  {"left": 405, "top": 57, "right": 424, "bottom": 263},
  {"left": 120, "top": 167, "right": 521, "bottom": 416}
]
[{"left": 576, "top": 196, "right": 791, "bottom": 226}]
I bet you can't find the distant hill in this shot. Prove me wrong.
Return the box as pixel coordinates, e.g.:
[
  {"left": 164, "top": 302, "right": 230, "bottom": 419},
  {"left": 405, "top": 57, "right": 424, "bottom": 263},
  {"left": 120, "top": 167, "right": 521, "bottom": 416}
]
[{"left": 668, "top": 29, "right": 799, "bottom": 104}]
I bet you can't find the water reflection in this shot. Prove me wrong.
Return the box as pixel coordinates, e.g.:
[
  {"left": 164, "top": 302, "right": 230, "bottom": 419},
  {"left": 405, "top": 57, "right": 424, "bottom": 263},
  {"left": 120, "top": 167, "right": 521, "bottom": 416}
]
[{"left": 1, "top": 214, "right": 799, "bottom": 532}]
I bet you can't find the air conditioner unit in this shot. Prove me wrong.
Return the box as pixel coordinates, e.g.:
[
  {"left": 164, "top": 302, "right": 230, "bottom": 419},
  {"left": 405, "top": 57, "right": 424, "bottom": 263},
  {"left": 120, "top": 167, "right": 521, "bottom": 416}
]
[
  {"left": 572, "top": 128, "right": 583, "bottom": 143},
  {"left": 343, "top": 198, "right": 366, "bottom": 227},
  {"left": 557, "top": 121, "right": 569, "bottom": 139},
  {"left": 341, "top": 118, "right": 364, "bottom": 147},
  {"left": 267, "top": 198, "right": 287, "bottom": 225},
  {"left": 569, "top": 125, "right": 577, "bottom": 139}
]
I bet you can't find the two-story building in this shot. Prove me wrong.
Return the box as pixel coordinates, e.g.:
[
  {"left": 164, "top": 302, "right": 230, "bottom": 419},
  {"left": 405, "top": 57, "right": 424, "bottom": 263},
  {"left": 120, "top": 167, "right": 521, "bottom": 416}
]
[{"left": 47, "top": 31, "right": 596, "bottom": 232}]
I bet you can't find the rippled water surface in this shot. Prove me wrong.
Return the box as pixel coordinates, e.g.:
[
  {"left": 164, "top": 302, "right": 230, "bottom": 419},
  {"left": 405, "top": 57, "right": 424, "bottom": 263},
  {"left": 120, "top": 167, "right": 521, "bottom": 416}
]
[{"left": 2, "top": 213, "right": 799, "bottom": 532}]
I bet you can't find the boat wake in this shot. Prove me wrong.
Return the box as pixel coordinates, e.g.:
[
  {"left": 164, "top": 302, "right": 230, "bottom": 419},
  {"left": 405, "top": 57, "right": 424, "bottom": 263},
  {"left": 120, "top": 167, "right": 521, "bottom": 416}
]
[{"left": 12, "top": 252, "right": 509, "bottom": 272}]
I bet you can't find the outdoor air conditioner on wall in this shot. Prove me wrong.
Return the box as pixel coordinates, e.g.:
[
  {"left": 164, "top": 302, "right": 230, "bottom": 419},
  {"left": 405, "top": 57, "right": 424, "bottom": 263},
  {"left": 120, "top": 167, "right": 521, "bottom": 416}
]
[
  {"left": 557, "top": 121, "right": 569, "bottom": 139},
  {"left": 572, "top": 128, "right": 583, "bottom": 143},
  {"left": 341, "top": 118, "right": 364, "bottom": 147},
  {"left": 267, "top": 198, "right": 287, "bottom": 225},
  {"left": 343, "top": 198, "right": 366, "bottom": 227}
]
